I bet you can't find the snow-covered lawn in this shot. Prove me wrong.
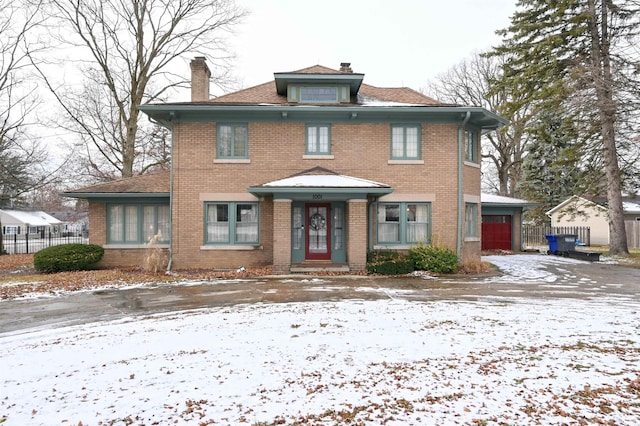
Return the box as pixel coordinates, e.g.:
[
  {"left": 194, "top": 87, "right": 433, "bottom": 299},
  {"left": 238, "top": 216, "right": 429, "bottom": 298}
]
[{"left": 1, "top": 255, "right": 639, "bottom": 425}]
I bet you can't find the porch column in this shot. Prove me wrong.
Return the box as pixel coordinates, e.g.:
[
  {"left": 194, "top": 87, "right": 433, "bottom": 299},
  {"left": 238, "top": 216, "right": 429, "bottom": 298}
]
[
  {"left": 273, "top": 198, "right": 292, "bottom": 273},
  {"left": 347, "top": 199, "right": 368, "bottom": 271}
]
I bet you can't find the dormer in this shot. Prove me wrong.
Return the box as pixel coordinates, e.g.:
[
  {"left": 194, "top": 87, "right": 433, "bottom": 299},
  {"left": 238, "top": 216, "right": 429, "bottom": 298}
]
[{"left": 274, "top": 63, "right": 364, "bottom": 104}]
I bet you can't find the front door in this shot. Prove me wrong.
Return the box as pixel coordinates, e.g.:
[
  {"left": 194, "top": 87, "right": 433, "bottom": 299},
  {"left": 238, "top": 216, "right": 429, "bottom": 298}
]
[{"left": 306, "top": 204, "right": 331, "bottom": 260}]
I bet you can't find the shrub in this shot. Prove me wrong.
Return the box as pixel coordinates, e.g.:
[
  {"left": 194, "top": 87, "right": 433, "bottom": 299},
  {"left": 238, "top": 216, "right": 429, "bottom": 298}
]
[
  {"left": 366, "top": 250, "right": 414, "bottom": 275},
  {"left": 34, "top": 244, "right": 104, "bottom": 273},
  {"left": 408, "top": 243, "right": 459, "bottom": 274}
]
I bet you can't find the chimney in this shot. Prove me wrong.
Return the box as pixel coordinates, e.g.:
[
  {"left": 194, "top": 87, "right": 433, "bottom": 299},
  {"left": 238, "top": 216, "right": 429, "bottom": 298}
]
[
  {"left": 339, "top": 62, "right": 353, "bottom": 73},
  {"left": 190, "top": 56, "right": 211, "bottom": 102}
]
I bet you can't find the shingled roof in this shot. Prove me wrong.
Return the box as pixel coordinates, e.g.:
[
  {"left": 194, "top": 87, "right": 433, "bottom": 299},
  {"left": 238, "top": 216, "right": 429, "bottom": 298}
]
[
  {"left": 208, "top": 64, "right": 441, "bottom": 106},
  {"left": 64, "top": 171, "right": 170, "bottom": 196}
]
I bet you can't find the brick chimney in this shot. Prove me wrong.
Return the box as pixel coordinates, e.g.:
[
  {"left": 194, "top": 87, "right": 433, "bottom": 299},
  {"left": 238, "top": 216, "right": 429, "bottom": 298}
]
[
  {"left": 339, "top": 62, "right": 353, "bottom": 73},
  {"left": 190, "top": 56, "right": 211, "bottom": 102}
]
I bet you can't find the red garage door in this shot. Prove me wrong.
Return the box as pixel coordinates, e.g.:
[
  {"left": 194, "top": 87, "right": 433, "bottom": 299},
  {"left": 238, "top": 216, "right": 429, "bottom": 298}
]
[{"left": 482, "top": 215, "right": 512, "bottom": 251}]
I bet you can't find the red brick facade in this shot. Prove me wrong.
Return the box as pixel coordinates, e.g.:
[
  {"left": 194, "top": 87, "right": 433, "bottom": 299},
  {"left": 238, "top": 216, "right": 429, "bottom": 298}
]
[{"left": 71, "top": 61, "right": 505, "bottom": 272}]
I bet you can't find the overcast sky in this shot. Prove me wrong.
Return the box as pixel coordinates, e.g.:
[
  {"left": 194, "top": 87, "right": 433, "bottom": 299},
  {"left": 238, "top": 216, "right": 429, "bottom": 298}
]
[{"left": 228, "top": 0, "right": 517, "bottom": 92}]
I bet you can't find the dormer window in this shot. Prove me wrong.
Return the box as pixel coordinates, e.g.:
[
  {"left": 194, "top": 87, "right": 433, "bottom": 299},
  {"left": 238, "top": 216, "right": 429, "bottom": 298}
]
[
  {"left": 300, "top": 86, "right": 338, "bottom": 103},
  {"left": 288, "top": 85, "right": 349, "bottom": 103}
]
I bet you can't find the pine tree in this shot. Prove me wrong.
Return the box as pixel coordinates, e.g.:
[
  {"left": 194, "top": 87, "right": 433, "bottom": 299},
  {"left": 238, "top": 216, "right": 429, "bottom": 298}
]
[{"left": 492, "top": 0, "right": 640, "bottom": 254}]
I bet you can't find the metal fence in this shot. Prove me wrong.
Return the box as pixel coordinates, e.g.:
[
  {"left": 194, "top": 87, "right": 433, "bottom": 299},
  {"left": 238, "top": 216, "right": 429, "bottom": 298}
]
[
  {"left": 1, "top": 232, "right": 89, "bottom": 255},
  {"left": 523, "top": 225, "right": 591, "bottom": 248}
]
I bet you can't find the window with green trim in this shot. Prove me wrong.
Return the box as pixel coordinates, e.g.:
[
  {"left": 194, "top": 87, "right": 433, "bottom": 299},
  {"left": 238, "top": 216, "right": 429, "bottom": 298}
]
[
  {"left": 107, "top": 203, "right": 170, "bottom": 244},
  {"left": 306, "top": 124, "right": 331, "bottom": 155},
  {"left": 377, "top": 202, "right": 430, "bottom": 244},
  {"left": 465, "top": 129, "right": 478, "bottom": 163},
  {"left": 217, "top": 123, "right": 248, "bottom": 159},
  {"left": 465, "top": 203, "right": 479, "bottom": 237},
  {"left": 391, "top": 124, "right": 420, "bottom": 159},
  {"left": 205, "top": 202, "right": 259, "bottom": 244}
]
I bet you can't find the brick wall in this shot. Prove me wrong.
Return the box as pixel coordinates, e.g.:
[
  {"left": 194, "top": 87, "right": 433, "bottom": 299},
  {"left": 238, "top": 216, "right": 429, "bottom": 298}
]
[{"left": 96, "top": 119, "right": 482, "bottom": 270}]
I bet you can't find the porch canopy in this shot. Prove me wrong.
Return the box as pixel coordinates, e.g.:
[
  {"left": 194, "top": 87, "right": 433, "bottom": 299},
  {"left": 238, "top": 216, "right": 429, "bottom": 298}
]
[{"left": 248, "top": 167, "right": 393, "bottom": 200}]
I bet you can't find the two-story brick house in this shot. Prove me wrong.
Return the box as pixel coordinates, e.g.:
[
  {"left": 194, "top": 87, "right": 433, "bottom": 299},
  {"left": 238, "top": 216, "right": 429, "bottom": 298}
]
[{"left": 65, "top": 58, "right": 506, "bottom": 273}]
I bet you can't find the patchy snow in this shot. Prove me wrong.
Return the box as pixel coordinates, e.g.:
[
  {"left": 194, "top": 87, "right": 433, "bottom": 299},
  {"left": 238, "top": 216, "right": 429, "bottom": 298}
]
[
  {"left": 2, "top": 254, "right": 639, "bottom": 425},
  {"left": 263, "top": 174, "right": 389, "bottom": 188}
]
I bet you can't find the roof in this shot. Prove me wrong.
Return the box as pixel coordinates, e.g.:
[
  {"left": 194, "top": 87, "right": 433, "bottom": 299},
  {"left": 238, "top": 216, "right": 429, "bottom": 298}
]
[
  {"left": 546, "top": 195, "right": 611, "bottom": 216},
  {"left": 0, "top": 210, "right": 62, "bottom": 226},
  {"left": 209, "top": 65, "right": 441, "bottom": 106},
  {"left": 481, "top": 193, "right": 539, "bottom": 207},
  {"left": 249, "top": 167, "right": 393, "bottom": 197},
  {"left": 138, "top": 62, "right": 507, "bottom": 130},
  {"left": 62, "top": 171, "right": 170, "bottom": 199}
]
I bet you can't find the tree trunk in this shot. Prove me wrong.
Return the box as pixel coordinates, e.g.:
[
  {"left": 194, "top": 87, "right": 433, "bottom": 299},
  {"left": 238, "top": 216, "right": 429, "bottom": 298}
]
[{"left": 587, "top": 0, "right": 628, "bottom": 254}]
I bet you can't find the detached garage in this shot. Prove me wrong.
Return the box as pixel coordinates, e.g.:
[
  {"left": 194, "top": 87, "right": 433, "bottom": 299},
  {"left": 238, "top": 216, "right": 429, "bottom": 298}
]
[{"left": 481, "top": 194, "right": 538, "bottom": 252}]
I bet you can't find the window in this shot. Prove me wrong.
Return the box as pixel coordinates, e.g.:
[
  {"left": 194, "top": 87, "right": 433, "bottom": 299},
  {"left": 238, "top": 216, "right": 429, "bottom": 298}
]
[
  {"left": 377, "top": 202, "right": 430, "bottom": 244},
  {"left": 391, "top": 125, "right": 420, "bottom": 160},
  {"left": 300, "top": 87, "right": 338, "bottom": 103},
  {"left": 465, "top": 129, "right": 478, "bottom": 163},
  {"left": 3, "top": 226, "right": 18, "bottom": 235},
  {"left": 108, "top": 203, "right": 170, "bottom": 244},
  {"left": 306, "top": 124, "right": 331, "bottom": 155},
  {"left": 465, "top": 203, "right": 478, "bottom": 238},
  {"left": 217, "top": 123, "right": 248, "bottom": 159},
  {"left": 205, "top": 202, "right": 259, "bottom": 245}
]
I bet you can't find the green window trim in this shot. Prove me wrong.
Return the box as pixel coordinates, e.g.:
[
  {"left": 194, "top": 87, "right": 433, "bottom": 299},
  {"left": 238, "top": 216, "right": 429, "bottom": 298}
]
[
  {"left": 217, "top": 123, "right": 248, "bottom": 159},
  {"left": 204, "top": 202, "right": 260, "bottom": 245},
  {"left": 107, "top": 203, "right": 170, "bottom": 244},
  {"left": 465, "top": 129, "right": 478, "bottom": 163},
  {"left": 377, "top": 202, "right": 431, "bottom": 245},
  {"left": 465, "top": 203, "right": 479, "bottom": 238},
  {"left": 306, "top": 124, "right": 331, "bottom": 155},
  {"left": 391, "top": 124, "right": 421, "bottom": 160}
]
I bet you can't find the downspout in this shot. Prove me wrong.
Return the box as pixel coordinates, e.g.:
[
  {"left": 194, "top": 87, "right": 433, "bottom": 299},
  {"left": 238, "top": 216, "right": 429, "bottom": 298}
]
[{"left": 457, "top": 111, "right": 471, "bottom": 258}]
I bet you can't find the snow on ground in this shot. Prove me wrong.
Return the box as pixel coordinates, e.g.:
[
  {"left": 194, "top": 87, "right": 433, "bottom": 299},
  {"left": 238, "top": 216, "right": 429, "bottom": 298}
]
[{"left": 1, "top": 255, "right": 640, "bottom": 425}]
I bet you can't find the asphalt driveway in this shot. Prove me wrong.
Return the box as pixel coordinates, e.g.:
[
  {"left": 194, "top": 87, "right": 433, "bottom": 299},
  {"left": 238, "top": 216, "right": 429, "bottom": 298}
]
[{"left": 1, "top": 254, "right": 639, "bottom": 335}]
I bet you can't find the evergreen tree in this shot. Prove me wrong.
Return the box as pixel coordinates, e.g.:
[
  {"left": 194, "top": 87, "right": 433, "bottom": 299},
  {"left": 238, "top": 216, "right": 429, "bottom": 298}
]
[
  {"left": 518, "top": 109, "right": 587, "bottom": 223},
  {"left": 492, "top": 0, "right": 640, "bottom": 254}
]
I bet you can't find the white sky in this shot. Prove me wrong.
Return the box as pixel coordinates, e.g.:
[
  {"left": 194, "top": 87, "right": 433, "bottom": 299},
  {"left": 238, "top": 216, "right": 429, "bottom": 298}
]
[
  {"left": 229, "top": 0, "right": 517, "bottom": 91},
  {"left": 2, "top": 255, "right": 639, "bottom": 424}
]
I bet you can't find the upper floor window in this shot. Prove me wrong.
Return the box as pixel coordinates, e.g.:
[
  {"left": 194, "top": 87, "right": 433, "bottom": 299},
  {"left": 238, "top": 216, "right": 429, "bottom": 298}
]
[
  {"left": 217, "top": 123, "right": 248, "bottom": 159},
  {"left": 377, "top": 202, "right": 430, "bottom": 244},
  {"left": 465, "top": 129, "right": 478, "bottom": 163},
  {"left": 306, "top": 124, "right": 331, "bottom": 155},
  {"left": 108, "top": 203, "right": 170, "bottom": 244},
  {"left": 391, "top": 125, "right": 421, "bottom": 160},
  {"left": 205, "top": 202, "right": 259, "bottom": 245}
]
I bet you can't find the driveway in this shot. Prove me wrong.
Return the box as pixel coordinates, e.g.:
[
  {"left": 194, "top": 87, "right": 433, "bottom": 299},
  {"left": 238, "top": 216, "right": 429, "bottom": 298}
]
[{"left": 1, "top": 254, "right": 639, "bottom": 334}]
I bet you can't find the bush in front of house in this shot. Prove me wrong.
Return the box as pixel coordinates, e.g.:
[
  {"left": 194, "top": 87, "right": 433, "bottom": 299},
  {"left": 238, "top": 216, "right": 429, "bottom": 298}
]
[
  {"left": 34, "top": 244, "right": 104, "bottom": 273},
  {"left": 408, "top": 243, "right": 459, "bottom": 274},
  {"left": 366, "top": 250, "right": 415, "bottom": 275}
]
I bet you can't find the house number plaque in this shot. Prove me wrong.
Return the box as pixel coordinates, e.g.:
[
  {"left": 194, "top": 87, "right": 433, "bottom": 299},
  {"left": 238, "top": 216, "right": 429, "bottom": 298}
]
[{"left": 312, "top": 194, "right": 323, "bottom": 200}]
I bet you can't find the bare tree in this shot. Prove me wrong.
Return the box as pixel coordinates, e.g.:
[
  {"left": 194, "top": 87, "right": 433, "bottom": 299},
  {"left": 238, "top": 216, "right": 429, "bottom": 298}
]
[
  {"left": 424, "top": 53, "right": 534, "bottom": 197},
  {"left": 0, "top": 0, "right": 65, "bottom": 253},
  {"left": 36, "top": 0, "right": 247, "bottom": 180}
]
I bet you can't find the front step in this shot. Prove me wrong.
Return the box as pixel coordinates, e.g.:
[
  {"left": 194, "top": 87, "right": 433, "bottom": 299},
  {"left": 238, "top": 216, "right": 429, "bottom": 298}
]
[{"left": 290, "top": 262, "right": 350, "bottom": 273}]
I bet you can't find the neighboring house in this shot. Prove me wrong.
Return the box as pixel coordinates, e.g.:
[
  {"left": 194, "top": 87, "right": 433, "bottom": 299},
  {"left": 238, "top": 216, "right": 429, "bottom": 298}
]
[
  {"left": 49, "top": 211, "right": 89, "bottom": 237},
  {"left": 547, "top": 196, "right": 610, "bottom": 245},
  {"left": 0, "top": 210, "right": 63, "bottom": 237},
  {"left": 480, "top": 194, "right": 538, "bottom": 252},
  {"left": 64, "top": 58, "right": 506, "bottom": 273}
]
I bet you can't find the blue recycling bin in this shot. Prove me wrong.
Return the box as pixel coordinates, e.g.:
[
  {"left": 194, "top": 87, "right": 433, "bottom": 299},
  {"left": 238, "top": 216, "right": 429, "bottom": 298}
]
[{"left": 545, "top": 234, "right": 558, "bottom": 253}]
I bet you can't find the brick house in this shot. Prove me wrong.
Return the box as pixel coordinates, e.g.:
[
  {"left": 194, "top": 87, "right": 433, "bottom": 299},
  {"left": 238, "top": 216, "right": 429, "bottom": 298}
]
[{"left": 64, "top": 58, "right": 506, "bottom": 273}]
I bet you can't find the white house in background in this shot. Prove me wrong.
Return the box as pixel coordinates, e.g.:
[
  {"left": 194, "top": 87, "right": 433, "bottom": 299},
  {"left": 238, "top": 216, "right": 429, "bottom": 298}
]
[
  {"left": 0, "top": 210, "right": 62, "bottom": 237},
  {"left": 546, "top": 196, "right": 607, "bottom": 245}
]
